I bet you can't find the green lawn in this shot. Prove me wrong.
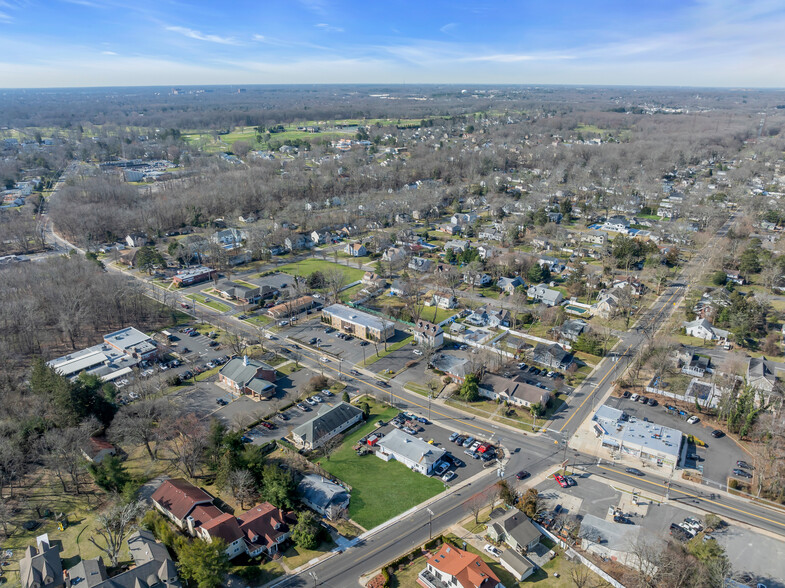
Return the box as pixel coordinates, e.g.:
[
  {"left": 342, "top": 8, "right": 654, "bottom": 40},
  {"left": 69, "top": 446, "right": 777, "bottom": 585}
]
[
  {"left": 417, "top": 305, "right": 458, "bottom": 324},
  {"left": 281, "top": 538, "right": 336, "bottom": 569},
  {"left": 243, "top": 314, "right": 272, "bottom": 326},
  {"left": 317, "top": 402, "right": 444, "bottom": 529},
  {"left": 362, "top": 336, "right": 414, "bottom": 367},
  {"left": 339, "top": 283, "right": 364, "bottom": 303},
  {"left": 276, "top": 259, "right": 365, "bottom": 282},
  {"left": 185, "top": 293, "right": 231, "bottom": 312}
]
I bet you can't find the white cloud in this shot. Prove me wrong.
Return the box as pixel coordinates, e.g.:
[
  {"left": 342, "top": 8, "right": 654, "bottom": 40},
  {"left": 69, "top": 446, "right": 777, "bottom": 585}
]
[
  {"left": 101, "top": 50, "right": 118, "bottom": 55},
  {"left": 439, "top": 22, "right": 457, "bottom": 34},
  {"left": 315, "top": 23, "right": 343, "bottom": 33},
  {"left": 463, "top": 53, "right": 575, "bottom": 63},
  {"left": 0, "top": 10, "right": 11, "bottom": 21},
  {"left": 165, "top": 25, "right": 240, "bottom": 45},
  {"left": 252, "top": 34, "right": 265, "bottom": 42}
]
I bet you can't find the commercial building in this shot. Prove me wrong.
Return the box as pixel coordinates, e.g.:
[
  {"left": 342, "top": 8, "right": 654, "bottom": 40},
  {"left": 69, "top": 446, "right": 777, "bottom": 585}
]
[
  {"left": 218, "top": 356, "right": 276, "bottom": 400},
  {"left": 291, "top": 402, "right": 364, "bottom": 450},
  {"left": 592, "top": 405, "right": 684, "bottom": 471},
  {"left": 47, "top": 327, "right": 159, "bottom": 382},
  {"left": 321, "top": 304, "right": 395, "bottom": 342},
  {"left": 172, "top": 266, "right": 217, "bottom": 287},
  {"left": 267, "top": 295, "right": 318, "bottom": 319},
  {"left": 376, "top": 429, "right": 446, "bottom": 475}
]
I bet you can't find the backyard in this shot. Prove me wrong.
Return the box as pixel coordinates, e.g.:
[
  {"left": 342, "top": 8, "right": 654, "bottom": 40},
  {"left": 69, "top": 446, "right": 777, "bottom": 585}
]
[{"left": 316, "top": 400, "right": 444, "bottom": 529}]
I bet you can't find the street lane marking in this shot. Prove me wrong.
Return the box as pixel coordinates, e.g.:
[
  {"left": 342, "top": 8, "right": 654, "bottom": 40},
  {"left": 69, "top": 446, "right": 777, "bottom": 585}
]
[
  {"left": 598, "top": 465, "right": 785, "bottom": 529},
  {"left": 558, "top": 287, "right": 682, "bottom": 433}
]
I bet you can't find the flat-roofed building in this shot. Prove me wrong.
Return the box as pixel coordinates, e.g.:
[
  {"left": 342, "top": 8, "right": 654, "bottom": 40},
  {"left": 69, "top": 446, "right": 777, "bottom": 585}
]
[
  {"left": 321, "top": 304, "right": 395, "bottom": 342},
  {"left": 172, "top": 266, "right": 217, "bottom": 287},
  {"left": 376, "top": 429, "right": 446, "bottom": 475},
  {"left": 104, "top": 326, "right": 159, "bottom": 360}
]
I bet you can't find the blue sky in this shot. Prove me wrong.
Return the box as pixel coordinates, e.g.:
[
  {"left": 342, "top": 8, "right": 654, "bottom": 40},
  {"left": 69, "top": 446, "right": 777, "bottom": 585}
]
[{"left": 0, "top": 0, "right": 784, "bottom": 88}]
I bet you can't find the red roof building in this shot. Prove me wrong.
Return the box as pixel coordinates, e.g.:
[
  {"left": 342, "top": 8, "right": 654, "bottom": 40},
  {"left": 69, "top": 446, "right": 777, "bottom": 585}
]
[
  {"left": 151, "top": 478, "right": 214, "bottom": 528},
  {"left": 418, "top": 544, "right": 504, "bottom": 588}
]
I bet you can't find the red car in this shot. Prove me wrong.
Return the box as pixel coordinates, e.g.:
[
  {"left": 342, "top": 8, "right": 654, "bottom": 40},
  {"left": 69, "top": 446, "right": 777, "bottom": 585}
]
[{"left": 554, "top": 474, "right": 569, "bottom": 488}]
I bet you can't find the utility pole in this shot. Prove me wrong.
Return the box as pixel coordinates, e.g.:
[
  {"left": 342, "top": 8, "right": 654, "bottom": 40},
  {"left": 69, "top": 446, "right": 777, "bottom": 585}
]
[
  {"left": 426, "top": 508, "right": 434, "bottom": 540},
  {"left": 428, "top": 394, "right": 432, "bottom": 421}
]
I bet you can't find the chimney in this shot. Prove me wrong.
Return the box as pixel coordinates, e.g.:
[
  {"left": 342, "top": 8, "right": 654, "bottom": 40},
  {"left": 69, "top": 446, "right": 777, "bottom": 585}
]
[{"left": 243, "top": 355, "right": 248, "bottom": 366}]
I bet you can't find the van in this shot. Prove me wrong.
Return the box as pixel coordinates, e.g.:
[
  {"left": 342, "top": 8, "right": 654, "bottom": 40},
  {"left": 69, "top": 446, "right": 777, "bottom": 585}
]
[{"left": 630, "top": 393, "right": 640, "bottom": 402}]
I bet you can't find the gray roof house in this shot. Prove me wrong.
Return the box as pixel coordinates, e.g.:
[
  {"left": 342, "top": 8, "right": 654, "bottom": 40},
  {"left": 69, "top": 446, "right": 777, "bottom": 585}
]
[
  {"left": 479, "top": 373, "right": 551, "bottom": 408},
  {"left": 500, "top": 548, "right": 536, "bottom": 582},
  {"left": 218, "top": 356, "right": 277, "bottom": 400},
  {"left": 747, "top": 357, "right": 777, "bottom": 398},
  {"left": 500, "top": 513, "right": 541, "bottom": 553},
  {"left": 291, "top": 402, "right": 364, "bottom": 450},
  {"left": 376, "top": 429, "right": 446, "bottom": 475},
  {"left": 430, "top": 353, "right": 471, "bottom": 382},
  {"left": 497, "top": 276, "right": 523, "bottom": 294},
  {"left": 20, "top": 536, "right": 63, "bottom": 588},
  {"left": 297, "top": 474, "right": 350, "bottom": 520},
  {"left": 532, "top": 343, "right": 574, "bottom": 370},
  {"left": 527, "top": 283, "right": 564, "bottom": 307},
  {"left": 560, "top": 319, "right": 588, "bottom": 343},
  {"left": 66, "top": 530, "right": 180, "bottom": 588}
]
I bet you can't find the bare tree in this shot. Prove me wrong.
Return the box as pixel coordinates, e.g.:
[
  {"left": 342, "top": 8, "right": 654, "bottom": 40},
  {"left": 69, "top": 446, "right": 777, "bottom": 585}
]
[
  {"left": 225, "top": 469, "right": 255, "bottom": 510},
  {"left": 466, "top": 493, "right": 485, "bottom": 525},
  {"left": 110, "top": 398, "right": 173, "bottom": 461},
  {"left": 89, "top": 500, "right": 146, "bottom": 568},
  {"left": 167, "top": 413, "right": 208, "bottom": 478},
  {"left": 324, "top": 268, "right": 349, "bottom": 303}
]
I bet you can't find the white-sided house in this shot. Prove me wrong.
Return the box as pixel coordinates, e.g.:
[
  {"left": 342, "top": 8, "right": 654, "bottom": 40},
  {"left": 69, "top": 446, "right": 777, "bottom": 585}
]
[
  {"left": 413, "top": 319, "right": 444, "bottom": 349},
  {"left": 527, "top": 283, "right": 563, "bottom": 307},
  {"left": 430, "top": 291, "right": 458, "bottom": 309},
  {"left": 376, "top": 429, "right": 446, "bottom": 475},
  {"left": 291, "top": 402, "right": 364, "bottom": 450},
  {"left": 480, "top": 373, "right": 551, "bottom": 408},
  {"left": 683, "top": 318, "right": 729, "bottom": 342}
]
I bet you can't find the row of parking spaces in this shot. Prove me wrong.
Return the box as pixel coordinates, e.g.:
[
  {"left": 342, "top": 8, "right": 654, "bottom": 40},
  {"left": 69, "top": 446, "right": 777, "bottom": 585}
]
[
  {"left": 608, "top": 395, "right": 747, "bottom": 486},
  {"left": 284, "top": 318, "right": 379, "bottom": 366}
]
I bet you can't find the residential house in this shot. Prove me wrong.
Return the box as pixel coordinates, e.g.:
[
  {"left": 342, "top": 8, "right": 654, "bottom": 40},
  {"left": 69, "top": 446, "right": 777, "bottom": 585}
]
[
  {"left": 477, "top": 245, "right": 498, "bottom": 260},
  {"left": 291, "top": 402, "right": 364, "bottom": 450},
  {"left": 413, "top": 320, "right": 444, "bottom": 349},
  {"left": 430, "top": 291, "right": 458, "bottom": 309},
  {"left": 212, "top": 228, "right": 245, "bottom": 247},
  {"left": 747, "top": 357, "right": 777, "bottom": 400},
  {"left": 444, "top": 239, "right": 469, "bottom": 254},
  {"left": 152, "top": 478, "right": 215, "bottom": 529},
  {"left": 581, "top": 230, "right": 608, "bottom": 245},
  {"left": 80, "top": 437, "right": 116, "bottom": 464},
  {"left": 593, "top": 291, "right": 621, "bottom": 319},
  {"left": 297, "top": 474, "right": 350, "bottom": 520},
  {"left": 267, "top": 295, "right": 318, "bottom": 319},
  {"left": 693, "top": 289, "right": 731, "bottom": 319},
  {"left": 438, "top": 223, "right": 462, "bottom": 236},
  {"left": 215, "top": 281, "right": 261, "bottom": 304},
  {"left": 559, "top": 319, "right": 588, "bottom": 343},
  {"left": 479, "top": 373, "right": 551, "bottom": 408},
  {"left": 362, "top": 271, "right": 387, "bottom": 290},
  {"left": 430, "top": 353, "right": 471, "bottom": 382},
  {"left": 284, "top": 233, "right": 312, "bottom": 251},
  {"left": 451, "top": 212, "right": 478, "bottom": 225},
  {"left": 466, "top": 306, "right": 511, "bottom": 328},
  {"left": 376, "top": 429, "right": 446, "bottom": 475},
  {"left": 532, "top": 343, "right": 574, "bottom": 370},
  {"left": 547, "top": 211, "right": 563, "bottom": 224},
  {"left": 408, "top": 256, "right": 432, "bottom": 273},
  {"left": 527, "top": 283, "right": 564, "bottom": 307},
  {"left": 612, "top": 277, "right": 646, "bottom": 297},
  {"left": 389, "top": 279, "right": 413, "bottom": 297},
  {"left": 382, "top": 246, "right": 409, "bottom": 263},
  {"left": 495, "top": 512, "right": 541, "bottom": 553},
  {"left": 125, "top": 233, "right": 147, "bottom": 248},
  {"left": 463, "top": 272, "right": 492, "bottom": 287},
  {"left": 497, "top": 276, "right": 523, "bottom": 294},
  {"left": 238, "top": 213, "right": 256, "bottom": 223},
  {"left": 218, "top": 356, "right": 277, "bottom": 400},
  {"left": 531, "top": 237, "right": 551, "bottom": 250},
  {"left": 195, "top": 504, "right": 295, "bottom": 560},
  {"left": 20, "top": 536, "right": 64, "bottom": 588},
  {"left": 683, "top": 318, "right": 729, "bottom": 342},
  {"left": 725, "top": 270, "right": 746, "bottom": 285},
  {"left": 537, "top": 255, "right": 563, "bottom": 272},
  {"left": 322, "top": 304, "right": 395, "bottom": 342},
  {"left": 682, "top": 353, "right": 710, "bottom": 377},
  {"left": 66, "top": 530, "right": 181, "bottom": 588},
  {"left": 345, "top": 242, "right": 367, "bottom": 257},
  {"left": 603, "top": 215, "right": 630, "bottom": 233},
  {"left": 478, "top": 228, "right": 503, "bottom": 241},
  {"left": 310, "top": 230, "right": 332, "bottom": 246},
  {"left": 418, "top": 543, "right": 504, "bottom": 588}
]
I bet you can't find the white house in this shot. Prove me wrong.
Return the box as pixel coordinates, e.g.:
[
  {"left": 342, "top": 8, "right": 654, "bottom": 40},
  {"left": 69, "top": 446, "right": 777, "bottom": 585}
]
[
  {"left": 376, "top": 429, "right": 446, "bottom": 475},
  {"left": 683, "top": 318, "right": 729, "bottom": 341}
]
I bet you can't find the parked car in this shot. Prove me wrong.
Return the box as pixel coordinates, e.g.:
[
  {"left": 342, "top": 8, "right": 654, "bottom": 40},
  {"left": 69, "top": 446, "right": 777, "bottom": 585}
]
[
  {"left": 565, "top": 476, "right": 577, "bottom": 487},
  {"left": 483, "top": 544, "right": 501, "bottom": 557},
  {"left": 621, "top": 391, "right": 631, "bottom": 398},
  {"left": 732, "top": 468, "right": 752, "bottom": 479},
  {"left": 442, "top": 471, "right": 456, "bottom": 482},
  {"left": 413, "top": 349, "right": 423, "bottom": 356},
  {"left": 625, "top": 467, "right": 644, "bottom": 476},
  {"left": 516, "top": 470, "right": 530, "bottom": 480},
  {"left": 276, "top": 413, "right": 289, "bottom": 421},
  {"left": 449, "top": 432, "right": 459, "bottom": 442},
  {"left": 312, "top": 395, "right": 323, "bottom": 403},
  {"left": 434, "top": 462, "right": 450, "bottom": 476},
  {"left": 647, "top": 398, "right": 658, "bottom": 406},
  {"left": 613, "top": 515, "right": 633, "bottom": 524},
  {"left": 711, "top": 429, "right": 724, "bottom": 438},
  {"left": 319, "top": 356, "right": 330, "bottom": 363},
  {"left": 296, "top": 403, "right": 310, "bottom": 412},
  {"left": 305, "top": 397, "right": 318, "bottom": 406},
  {"left": 687, "top": 416, "right": 700, "bottom": 425},
  {"left": 736, "top": 460, "right": 753, "bottom": 470},
  {"left": 630, "top": 393, "right": 640, "bottom": 402},
  {"left": 216, "top": 398, "right": 227, "bottom": 406},
  {"left": 462, "top": 436, "right": 476, "bottom": 448},
  {"left": 309, "top": 337, "right": 319, "bottom": 345},
  {"left": 554, "top": 474, "right": 569, "bottom": 488},
  {"left": 638, "top": 395, "right": 648, "bottom": 403}
]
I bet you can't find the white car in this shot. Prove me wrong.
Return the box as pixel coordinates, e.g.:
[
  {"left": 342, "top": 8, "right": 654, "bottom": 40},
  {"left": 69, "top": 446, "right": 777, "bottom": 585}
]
[
  {"left": 320, "top": 356, "right": 330, "bottom": 363},
  {"left": 483, "top": 544, "right": 501, "bottom": 557},
  {"left": 413, "top": 349, "right": 423, "bottom": 356},
  {"left": 442, "top": 471, "right": 456, "bottom": 482},
  {"left": 687, "top": 416, "right": 700, "bottom": 424}
]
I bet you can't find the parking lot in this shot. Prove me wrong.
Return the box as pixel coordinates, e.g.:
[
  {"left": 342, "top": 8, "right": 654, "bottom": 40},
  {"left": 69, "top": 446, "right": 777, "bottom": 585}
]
[{"left": 607, "top": 395, "right": 747, "bottom": 487}]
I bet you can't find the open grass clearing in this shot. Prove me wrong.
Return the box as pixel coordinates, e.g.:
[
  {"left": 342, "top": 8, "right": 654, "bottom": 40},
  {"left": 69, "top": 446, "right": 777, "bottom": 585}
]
[
  {"left": 275, "top": 258, "right": 365, "bottom": 282},
  {"left": 316, "top": 400, "right": 443, "bottom": 529},
  {"left": 281, "top": 538, "right": 336, "bottom": 569},
  {"left": 361, "top": 335, "right": 414, "bottom": 367}
]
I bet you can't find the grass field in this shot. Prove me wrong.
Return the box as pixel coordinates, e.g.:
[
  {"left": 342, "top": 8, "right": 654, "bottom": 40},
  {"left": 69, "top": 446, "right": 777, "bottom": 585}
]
[
  {"left": 416, "top": 305, "right": 458, "bottom": 324},
  {"left": 317, "top": 401, "right": 444, "bottom": 529},
  {"left": 243, "top": 314, "right": 272, "bottom": 326},
  {"left": 339, "top": 283, "right": 364, "bottom": 303},
  {"left": 185, "top": 293, "right": 231, "bottom": 312},
  {"left": 276, "top": 258, "right": 365, "bottom": 282}
]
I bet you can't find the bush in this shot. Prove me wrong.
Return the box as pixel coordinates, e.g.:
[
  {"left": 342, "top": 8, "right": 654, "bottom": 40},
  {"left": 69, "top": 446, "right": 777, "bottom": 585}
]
[
  {"left": 728, "top": 479, "right": 739, "bottom": 489},
  {"left": 309, "top": 375, "right": 329, "bottom": 391}
]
